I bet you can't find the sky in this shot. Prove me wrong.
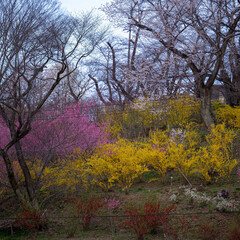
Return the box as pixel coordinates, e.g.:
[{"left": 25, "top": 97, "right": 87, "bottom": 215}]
[
  {"left": 59, "top": 0, "right": 112, "bottom": 13},
  {"left": 59, "top": 0, "right": 126, "bottom": 36}
]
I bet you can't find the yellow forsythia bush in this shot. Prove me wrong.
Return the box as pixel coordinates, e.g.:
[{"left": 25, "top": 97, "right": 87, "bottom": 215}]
[
  {"left": 100, "top": 107, "right": 124, "bottom": 139},
  {"left": 147, "top": 130, "right": 171, "bottom": 178},
  {"left": 197, "top": 124, "right": 237, "bottom": 182},
  {"left": 27, "top": 126, "right": 237, "bottom": 193},
  {"left": 168, "top": 128, "right": 200, "bottom": 179},
  {"left": 86, "top": 139, "right": 149, "bottom": 193},
  {"left": 85, "top": 143, "right": 118, "bottom": 192},
  {"left": 131, "top": 97, "right": 164, "bottom": 131},
  {"left": 147, "top": 124, "right": 237, "bottom": 183},
  {"left": 99, "top": 95, "right": 201, "bottom": 139},
  {"left": 34, "top": 150, "right": 89, "bottom": 192},
  {"left": 166, "top": 95, "right": 200, "bottom": 128},
  {"left": 213, "top": 102, "right": 240, "bottom": 129},
  {"left": 147, "top": 127, "right": 200, "bottom": 180}
]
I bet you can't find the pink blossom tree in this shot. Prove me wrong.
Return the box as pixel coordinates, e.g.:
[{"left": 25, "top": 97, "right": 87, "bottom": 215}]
[
  {"left": 0, "top": 101, "right": 110, "bottom": 199},
  {"left": 24, "top": 102, "right": 110, "bottom": 155}
]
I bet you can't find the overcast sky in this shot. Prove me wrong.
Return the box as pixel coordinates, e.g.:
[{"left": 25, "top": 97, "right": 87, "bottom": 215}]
[
  {"left": 59, "top": 0, "right": 112, "bottom": 13},
  {"left": 59, "top": 0, "right": 126, "bottom": 36}
]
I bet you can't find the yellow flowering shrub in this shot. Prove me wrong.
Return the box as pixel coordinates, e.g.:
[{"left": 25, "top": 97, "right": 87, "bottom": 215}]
[
  {"left": 102, "top": 108, "right": 124, "bottom": 139},
  {"left": 121, "top": 107, "right": 146, "bottom": 138},
  {"left": 86, "top": 139, "right": 149, "bottom": 193},
  {"left": 85, "top": 143, "right": 118, "bottom": 192},
  {"left": 147, "top": 147, "right": 169, "bottom": 179},
  {"left": 98, "top": 95, "right": 201, "bottom": 139},
  {"left": 131, "top": 97, "right": 164, "bottom": 131},
  {"left": 149, "top": 129, "right": 169, "bottom": 148},
  {"left": 147, "top": 127, "right": 200, "bottom": 180},
  {"left": 99, "top": 105, "right": 149, "bottom": 139},
  {"left": 166, "top": 95, "right": 200, "bottom": 128},
  {"left": 147, "top": 124, "right": 236, "bottom": 183},
  {"left": 213, "top": 102, "right": 240, "bottom": 129},
  {"left": 168, "top": 131, "right": 200, "bottom": 180},
  {"left": 197, "top": 124, "right": 237, "bottom": 182},
  {"left": 22, "top": 125, "right": 237, "bottom": 194},
  {"left": 30, "top": 150, "right": 89, "bottom": 192},
  {"left": 147, "top": 130, "right": 171, "bottom": 178}
]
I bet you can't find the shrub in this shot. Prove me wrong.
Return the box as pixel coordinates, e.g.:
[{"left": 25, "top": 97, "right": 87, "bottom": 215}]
[
  {"left": 74, "top": 195, "right": 104, "bottom": 230},
  {"left": 86, "top": 139, "right": 149, "bottom": 193},
  {"left": 168, "top": 127, "right": 200, "bottom": 181},
  {"left": 99, "top": 95, "right": 201, "bottom": 139},
  {"left": 166, "top": 95, "right": 200, "bottom": 128},
  {"left": 196, "top": 223, "right": 224, "bottom": 240},
  {"left": 17, "top": 203, "right": 46, "bottom": 230},
  {"left": 213, "top": 102, "right": 240, "bottom": 129},
  {"left": 227, "top": 219, "right": 240, "bottom": 240},
  {"left": 198, "top": 124, "right": 237, "bottom": 182},
  {"left": 119, "top": 202, "right": 175, "bottom": 240},
  {"left": 39, "top": 150, "right": 89, "bottom": 192}
]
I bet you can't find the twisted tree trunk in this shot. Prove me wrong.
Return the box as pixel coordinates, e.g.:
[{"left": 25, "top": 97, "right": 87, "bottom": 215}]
[{"left": 200, "top": 87, "right": 215, "bottom": 130}]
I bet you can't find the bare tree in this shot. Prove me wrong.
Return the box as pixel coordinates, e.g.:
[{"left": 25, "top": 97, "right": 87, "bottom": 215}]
[
  {"left": 66, "top": 65, "right": 93, "bottom": 102},
  {"left": 0, "top": 0, "right": 106, "bottom": 205},
  {"left": 127, "top": 0, "right": 240, "bottom": 129},
  {"left": 89, "top": 1, "right": 154, "bottom": 106},
  {"left": 89, "top": 1, "right": 187, "bottom": 107},
  {"left": 220, "top": 33, "right": 240, "bottom": 106},
  {"left": 40, "top": 63, "right": 93, "bottom": 107}
]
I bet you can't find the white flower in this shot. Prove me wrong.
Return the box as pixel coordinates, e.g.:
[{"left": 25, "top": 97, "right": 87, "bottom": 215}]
[{"left": 169, "top": 194, "right": 177, "bottom": 201}]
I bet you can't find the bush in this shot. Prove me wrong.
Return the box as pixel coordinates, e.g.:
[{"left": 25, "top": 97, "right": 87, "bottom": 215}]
[
  {"left": 119, "top": 201, "right": 175, "bottom": 240},
  {"left": 86, "top": 139, "right": 149, "bottom": 193},
  {"left": 17, "top": 203, "right": 46, "bottom": 230},
  {"left": 213, "top": 102, "right": 240, "bottom": 129},
  {"left": 74, "top": 195, "right": 104, "bottom": 230},
  {"left": 198, "top": 124, "right": 237, "bottom": 182}
]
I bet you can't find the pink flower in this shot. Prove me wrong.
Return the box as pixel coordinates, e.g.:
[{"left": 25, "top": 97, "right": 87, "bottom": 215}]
[{"left": 105, "top": 198, "right": 120, "bottom": 210}]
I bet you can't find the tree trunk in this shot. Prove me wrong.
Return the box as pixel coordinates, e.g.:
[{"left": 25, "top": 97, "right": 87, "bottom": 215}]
[
  {"left": 230, "top": 72, "right": 240, "bottom": 106},
  {"left": 0, "top": 150, "right": 25, "bottom": 203},
  {"left": 200, "top": 87, "right": 215, "bottom": 130},
  {"left": 222, "top": 69, "right": 240, "bottom": 106},
  {"left": 14, "top": 141, "right": 37, "bottom": 205}
]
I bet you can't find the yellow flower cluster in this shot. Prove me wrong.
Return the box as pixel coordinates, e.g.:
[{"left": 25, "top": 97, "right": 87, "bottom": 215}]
[
  {"left": 166, "top": 95, "right": 200, "bottom": 128},
  {"left": 99, "top": 95, "right": 201, "bottom": 139},
  {"left": 197, "top": 124, "right": 237, "bottom": 182},
  {"left": 86, "top": 139, "right": 149, "bottom": 193},
  {"left": 27, "top": 125, "right": 237, "bottom": 192},
  {"left": 149, "top": 124, "right": 237, "bottom": 183},
  {"left": 213, "top": 102, "right": 240, "bottom": 129}
]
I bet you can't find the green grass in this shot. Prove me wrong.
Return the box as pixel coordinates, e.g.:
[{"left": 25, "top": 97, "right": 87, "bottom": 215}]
[{"left": 0, "top": 230, "right": 29, "bottom": 240}]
